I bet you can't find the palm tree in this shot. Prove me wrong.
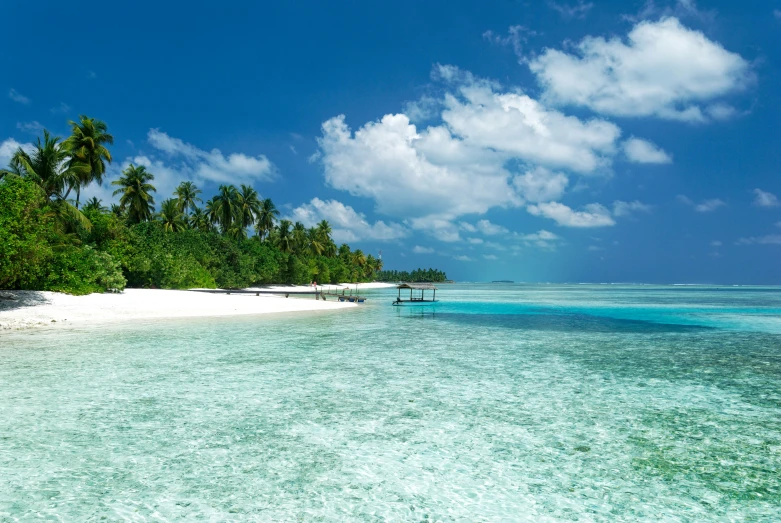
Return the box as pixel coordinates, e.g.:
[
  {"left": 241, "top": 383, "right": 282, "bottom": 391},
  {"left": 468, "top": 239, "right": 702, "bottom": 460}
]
[
  {"left": 254, "top": 197, "right": 279, "bottom": 241},
  {"left": 9, "top": 130, "right": 91, "bottom": 230},
  {"left": 352, "top": 249, "right": 367, "bottom": 280},
  {"left": 365, "top": 254, "right": 379, "bottom": 279},
  {"left": 212, "top": 184, "right": 239, "bottom": 234},
  {"left": 174, "top": 181, "right": 202, "bottom": 215},
  {"left": 205, "top": 197, "right": 219, "bottom": 225},
  {"left": 292, "top": 222, "right": 308, "bottom": 254},
  {"left": 236, "top": 184, "right": 262, "bottom": 232},
  {"left": 10, "top": 130, "right": 89, "bottom": 201},
  {"left": 315, "top": 220, "right": 336, "bottom": 257},
  {"left": 112, "top": 164, "right": 156, "bottom": 224},
  {"left": 158, "top": 198, "right": 187, "bottom": 232},
  {"left": 83, "top": 197, "right": 107, "bottom": 213},
  {"left": 189, "top": 207, "right": 213, "bottom": 233},
  {"left": 63, "top": 115, "right": 113, "bottom": 208},
  {"left": 274, "top": 220, "right": 294, "bottom": 253},
  {"left": 306, "top": 227, "right": 325, "bottom": 256}
]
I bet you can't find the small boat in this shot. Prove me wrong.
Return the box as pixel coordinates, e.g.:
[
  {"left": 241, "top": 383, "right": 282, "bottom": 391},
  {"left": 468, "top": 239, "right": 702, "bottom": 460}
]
[{"left": 392, "top": 283, "right": 439, "bottom": 306}]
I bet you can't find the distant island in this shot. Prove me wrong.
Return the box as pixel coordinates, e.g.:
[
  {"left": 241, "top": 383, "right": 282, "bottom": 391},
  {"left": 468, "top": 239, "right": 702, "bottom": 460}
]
[
  {"left": 492, "top": 280, "right": 515, "bottom": 283},
  {"left": 0, "top": 116, "right": 447, "bottom": 295}
]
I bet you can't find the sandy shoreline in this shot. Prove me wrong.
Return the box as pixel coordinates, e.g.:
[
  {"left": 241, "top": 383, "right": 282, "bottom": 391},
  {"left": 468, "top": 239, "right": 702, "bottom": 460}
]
[{"left": 0, "top": 283, "right": 395, "bottom": 331}]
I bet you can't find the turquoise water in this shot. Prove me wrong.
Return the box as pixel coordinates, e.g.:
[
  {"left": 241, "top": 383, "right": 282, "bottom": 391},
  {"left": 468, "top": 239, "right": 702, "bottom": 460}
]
[{"left": 1, "top": 284, "right": 780, "bottom": 521}]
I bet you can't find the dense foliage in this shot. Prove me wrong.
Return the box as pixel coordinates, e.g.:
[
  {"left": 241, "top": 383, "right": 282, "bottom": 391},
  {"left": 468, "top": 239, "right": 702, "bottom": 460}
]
[
  {"left": 0, "top": 117, "right": 447, "bottom": 294},
  {"left": 376, "top": 268, "right": 448, "bottom": 283}
]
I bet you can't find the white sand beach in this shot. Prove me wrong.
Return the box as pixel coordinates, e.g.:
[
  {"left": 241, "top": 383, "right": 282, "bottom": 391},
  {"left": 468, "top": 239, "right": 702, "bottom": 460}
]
[
  {"left": 252, "top": 282, "right": 397, "bottom": 292},
  {"left": 0, "top": 288, "right": 367, "bottom": 330}
]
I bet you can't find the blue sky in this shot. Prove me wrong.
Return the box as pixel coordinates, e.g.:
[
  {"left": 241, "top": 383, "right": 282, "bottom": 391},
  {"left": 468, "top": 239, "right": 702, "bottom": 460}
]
[{"left": 2, "top": 0, "right": 780, "bottom": 283}]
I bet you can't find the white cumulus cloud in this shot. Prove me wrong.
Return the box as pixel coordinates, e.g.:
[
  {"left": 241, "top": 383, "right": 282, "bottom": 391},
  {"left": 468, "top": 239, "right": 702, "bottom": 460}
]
[
  {"left": 512, "top": 167, "right": 569, "bottom": 202},
  {"left": 0, "top": 138, "right": 33, "bottom": 167},
  {"left": 529, "top": 17, "right": 751, "bottom": 122},
  {"left": 315, "top": 67, "right": 634, "bottom": 231},
  {"left": 8, "top": 89, "right": 30, "bottom": 104},
  {"left": 737, "top": 235, "right": 781, "bottom": 246},
  {"left": 528, "top": 201, "right": 615, "bottom": 227},
  {"left": 16, "top": 121, "right": 44, "bottom": 134},
  {"left": 548, "top": 0, "right": 594, "bottom": 19},
  {"left": 613, "top": 200, "right": 653, "bottom": 216},
  {"left": 147, "top": 129, "right": 275, "bottom": 186},
  {"left": 623, "top": 138, "right": 672, "bottom": 164},
  {"left": 413, "top": 246, "right": 435, "bottom": 254},
  {"left": 518, "top": 230, "right": 560, "bottom": 241},
  {"left": 695, "top": 198, "right": 726, "bottom": 212},
  {"left": 752, "top": 189, "right": 779, "bottom": 208},
  {"left": 475, "top": 219, "right": 509, "bottom": 236},
  {"left": 290, "top": 197, "right": 409, "bottom": 244}
]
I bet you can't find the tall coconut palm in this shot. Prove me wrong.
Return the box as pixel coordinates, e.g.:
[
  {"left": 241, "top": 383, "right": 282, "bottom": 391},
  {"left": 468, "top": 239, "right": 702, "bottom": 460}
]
[
  {"left": 158, "top": 198, "right": 187, "bottom": 232},
  {"left": 274, "top": 220, "right": 294, "bottom": 253},
  {"left": 307, "top": 227, "right": 325, "bottom": 256},
  {"left": 189, "top": 207, "right": 213, "bottom": 233},
  {"left": 83, "top": 197, "right": 107, "bottom": 213},
  {"left": 11, "top": 130, "right": 89, "bottom": 201},
  {"left": 205, "top": 197, "right": 219, "bottom": 225},
  {"left": 212, "top": 184, "right": 239, "bottom": 234},
  {"left": 9, "top": 130, "right": 91, "bottom": 230},
  {"left": 254, "top": 197, "right": 279, "bottom": 241},
  {"left": 352, "top": 249, "right": 367, "bottom": 280},
  {"left": 63, "top": 115, "right": 113, "bottom": 208},
  {"left": 235, "top": 184, "right": 262, "bottom": 232},
  {"left": 112, "top": 164, "right": 156, "bottom": 224},
  {"left": 292, "top": 221, "right": 308, "bottom": 254},
  {"left": 365, "top": 254, "right": 379, "bottom": 279},
  {"left": 315, "top": 220, "right": 337, "bottom": 257},
  {"left": 173, "top": 181, "right": 202, "bottom": 215}
]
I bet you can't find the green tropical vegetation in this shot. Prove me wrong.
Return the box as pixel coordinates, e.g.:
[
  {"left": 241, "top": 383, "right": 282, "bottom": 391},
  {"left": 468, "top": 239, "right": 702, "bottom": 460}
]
[
  {"left": 0, "top": 117, "right": 447, "bottom": 295},
  {"left": 376, "top": 269, "right": 448, "bottom": 283}
]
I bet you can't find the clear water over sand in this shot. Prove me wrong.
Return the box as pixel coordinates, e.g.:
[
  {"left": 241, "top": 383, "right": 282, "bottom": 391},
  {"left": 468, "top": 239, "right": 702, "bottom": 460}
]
[{"left": 1, "top": 284, "right": 780, "bottom": 521}]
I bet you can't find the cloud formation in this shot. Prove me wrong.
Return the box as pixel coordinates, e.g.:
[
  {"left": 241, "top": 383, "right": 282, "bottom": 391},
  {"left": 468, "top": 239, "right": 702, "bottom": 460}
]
[
  {"left": 613, "top": 200, "right": 653, "bottom": 217},
  {"left": 695, "top": 198, "right": 727, "bottom": 212},
  {"left": 316, "top": 66, "right": 634, "bottom": 235},
  {"left": 737, "top": 235, "right": 781, "bottom": 246},
  {"left": 147, "top": 129, "right": 276, "bottom": 186},
  {"left": 0, "top": 138, "right": 32, "bottom": 166},
  {"left": 623, "top": 138, "right": 672, "bottom": 164},
  {"left": 290, "top": 197, "right": 409, "bottom": 244},
  {"left": 527, "top": 201, "right": 615, "bottom": 227},
  {"left": 16, "top": 121, "right": 44, "bottom": 134},
  {"left": 677, "top": 194, "right": 727, "bottom": 212},
  {"left": 529, "top": 17, "right": 751, "bottom": 122},
  {"left": 512, "top": 167, "right": 569, "bottom": 202},
  {"left": 413, "top": 246, "right": 435, "bottom": 254},
  {"left": 547, "top": 1, "right": 594, "bottom": 20},
  {"left": 752, "top": 188, "right": 779, "bottom": 208},
  {"left": 8, "top": 89, "right": 30, "bottom": 104}
]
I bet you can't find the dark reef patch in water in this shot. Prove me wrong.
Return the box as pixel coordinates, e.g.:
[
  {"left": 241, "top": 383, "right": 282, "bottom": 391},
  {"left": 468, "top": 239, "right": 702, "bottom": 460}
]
[{"left": 424, "top": 311, "right": 714, "bottom": 333}]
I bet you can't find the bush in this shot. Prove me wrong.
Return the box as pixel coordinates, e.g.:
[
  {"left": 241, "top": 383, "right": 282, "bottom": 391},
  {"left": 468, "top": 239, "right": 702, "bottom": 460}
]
[
  {"left": 0, "top": 177, "right": 53, "bottom": 289},
  {"left": 43, "top": 245, "right": 126, "bottom": 295}
]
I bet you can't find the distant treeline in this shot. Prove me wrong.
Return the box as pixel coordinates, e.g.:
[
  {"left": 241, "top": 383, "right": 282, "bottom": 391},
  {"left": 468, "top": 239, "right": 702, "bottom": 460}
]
[
  {"left": 0, "top": 116, "right": 446, "bottom": 294},
  {"left": 376, "top": 268, "right": 448, "bottom": 283}
]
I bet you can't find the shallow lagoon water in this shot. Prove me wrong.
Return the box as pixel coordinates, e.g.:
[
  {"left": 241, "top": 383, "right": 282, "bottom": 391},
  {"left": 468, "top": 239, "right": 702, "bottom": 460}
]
[{"left": 1, "top": 284, "right": 780, "bottom": 521}]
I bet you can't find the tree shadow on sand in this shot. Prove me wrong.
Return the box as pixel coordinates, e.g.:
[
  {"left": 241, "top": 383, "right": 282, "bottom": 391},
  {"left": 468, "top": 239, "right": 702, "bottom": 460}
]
[{"left": 0, "top": 291, "right": 49, "bottom": 312}]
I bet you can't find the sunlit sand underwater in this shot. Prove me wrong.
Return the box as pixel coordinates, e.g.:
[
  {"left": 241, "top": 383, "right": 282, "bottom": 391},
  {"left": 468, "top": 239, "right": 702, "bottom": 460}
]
[{"left": 1, "top": 284, "right": 780, "bottom": 521}]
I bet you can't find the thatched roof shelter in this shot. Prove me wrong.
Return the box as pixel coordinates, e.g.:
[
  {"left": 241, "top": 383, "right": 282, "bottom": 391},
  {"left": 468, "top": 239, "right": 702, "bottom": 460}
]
[{"left": 396, "top": 283, "right": 438, "bottom": 291}]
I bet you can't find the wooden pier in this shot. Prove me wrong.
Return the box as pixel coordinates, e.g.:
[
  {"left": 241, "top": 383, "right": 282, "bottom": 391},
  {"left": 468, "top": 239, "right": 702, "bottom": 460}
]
[{"left": 190, "top": 287, "right": 368, "bottom": 303}]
